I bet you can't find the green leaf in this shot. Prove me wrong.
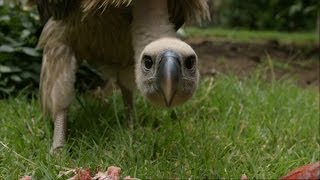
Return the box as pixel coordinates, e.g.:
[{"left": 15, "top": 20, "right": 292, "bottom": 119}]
[
  {"left": 10, "top": 75, "right": 22, "bottom": 82},
  {"left": 27, "top": 62, "right": 41, "bottom": 73},
  {"left": 0, "top": 85, "right": 15, "bottom": 94},
  {"left": 20, "top": 71, "right": 33, "bottom": 79},
  {"left": 20, "top": 47, "right": 40, "bottom": 57},
  {"left": 0, "top": 15, "right": 10, "bottom": 21},
  {"left": 303, "top": 6, "right": 316, "bottom": 14},
  {"left": 0, "top": 77, "right": 8, "bottom": 86},
  {"left": 0, "top": 65, "right": 12, "bottom": 73},
  {"left": 20, "top": 29, "right": 31, "bottom": 40},
  {"left": 20, "top": 71, "right": 39, "bottom": 82},
  {"left": 289, "top": 3, "right": 303, "bottom": 16},
  {"left": 2, "top": 37, "right": 23, "bottom": 47},
  {"left": 0, "top": 65, "right": 22, "bottom": 73},
  {"left": 0, "top": 45, "right": 14, "bottom": 53}
]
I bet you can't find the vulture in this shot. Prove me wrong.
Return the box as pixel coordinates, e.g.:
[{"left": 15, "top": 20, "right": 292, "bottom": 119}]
[{"left": 34, "top": 0, "right": 210, "bottom": 153}]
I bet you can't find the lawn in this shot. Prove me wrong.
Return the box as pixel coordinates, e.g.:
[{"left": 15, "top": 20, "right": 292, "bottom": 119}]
[
  {"left": 186, "top": 27, "right": 319, "bottom": 45},
  {"left": 0, "top": 73, "right": 319, "bottom": 179}
]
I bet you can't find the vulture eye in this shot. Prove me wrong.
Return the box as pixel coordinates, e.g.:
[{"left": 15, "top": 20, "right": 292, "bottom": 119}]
[
  {"left": 143, "top": 55, "right": 153, "bottom": 70},
  {"left": 185, "top": 55, "right": 196, "bottom": 70}
]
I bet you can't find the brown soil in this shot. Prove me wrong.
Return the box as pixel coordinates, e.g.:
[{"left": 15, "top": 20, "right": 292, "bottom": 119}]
[{"left": 187, "top": 37, "right": 319, "bottom": 88}]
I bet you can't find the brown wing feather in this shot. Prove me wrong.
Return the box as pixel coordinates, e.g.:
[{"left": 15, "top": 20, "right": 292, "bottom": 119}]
[
  {"left": 82, "top": 0, "right": 209, "bottom": 31},
  {"left": 36, "top": 0, "right": 79, "bottom": 24},
  {"left": 82, "top": 0, "right": 132, "bottom": 14},
  {"left": 168, "top": 0, "right": 185, "bottom": 31},
  {"left": 168, "top": 0, "right": 210, "bottom": 30}
]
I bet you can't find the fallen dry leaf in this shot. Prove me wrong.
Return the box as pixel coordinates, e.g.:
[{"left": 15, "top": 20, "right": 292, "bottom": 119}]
[{"left": 58, "top": 168, "right": 77, "bottom": 178}]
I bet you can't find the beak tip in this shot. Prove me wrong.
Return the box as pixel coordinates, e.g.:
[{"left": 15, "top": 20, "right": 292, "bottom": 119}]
[
  {"left": 163, "top": 93, "right": 173, "bottom": 107},
  {"left": 165, "top": 102, "right": 170, "bottom": 108}
]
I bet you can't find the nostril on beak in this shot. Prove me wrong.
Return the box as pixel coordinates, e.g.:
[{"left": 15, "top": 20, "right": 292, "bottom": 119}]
[{"left": 157, "top": 50, "right": 181, "bottom": 107}]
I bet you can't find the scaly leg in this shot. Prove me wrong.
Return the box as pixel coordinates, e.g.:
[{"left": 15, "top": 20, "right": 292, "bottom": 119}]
[{"left": 51, "top": 110, "right": 67, "bottom": 153}]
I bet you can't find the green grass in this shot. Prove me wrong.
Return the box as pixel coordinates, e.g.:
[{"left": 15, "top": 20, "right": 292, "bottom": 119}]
[
  {"left": 186, "top": 27, "right": 319, "bottom": 45},
  {"left": 0, "top": 74, "right": 319, "bottom": 179}
]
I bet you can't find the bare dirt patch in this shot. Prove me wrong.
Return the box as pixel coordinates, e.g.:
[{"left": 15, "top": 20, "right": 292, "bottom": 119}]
[{"left": 187, "top": 37, "right": 319, "bottom": 88}]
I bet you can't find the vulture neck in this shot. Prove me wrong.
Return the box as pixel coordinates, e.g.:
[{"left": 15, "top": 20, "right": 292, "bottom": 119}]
[{"left": 131, "top": 0, "right": 177, "bottom": 61}]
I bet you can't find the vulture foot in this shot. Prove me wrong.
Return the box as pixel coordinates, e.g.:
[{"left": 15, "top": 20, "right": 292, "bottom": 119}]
[{"left": 50, "top": 146, "right": 64, "bottom": 156}]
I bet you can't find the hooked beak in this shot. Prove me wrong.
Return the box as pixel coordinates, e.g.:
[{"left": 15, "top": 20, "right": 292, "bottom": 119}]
[{"left": 157, "top": 51, "right": 181, "bottom": 107}]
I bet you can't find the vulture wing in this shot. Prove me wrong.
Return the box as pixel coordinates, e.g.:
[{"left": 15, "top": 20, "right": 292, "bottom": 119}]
[
  {"left": 83, "top": 0, "right": 210, "bottom": 30},
  {"left": 36, "top": 0, "right": 132, "bottom": 24},
  {"left": 168, "top": 0, "right": 209, "bottom": 30},
  {"left": 36, "top": 0, "right": 209, "bottom": 29},
  {"left": 36, "top": 0, "right": 79, "bottom": 24}
]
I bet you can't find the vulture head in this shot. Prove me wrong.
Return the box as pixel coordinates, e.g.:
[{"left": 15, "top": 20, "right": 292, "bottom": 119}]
[
  {"left": 129, "top": 0, "right": 208, "bottom": 108},
  {"left": 136, "top": 38, "right": 199, "bottom": 107}
]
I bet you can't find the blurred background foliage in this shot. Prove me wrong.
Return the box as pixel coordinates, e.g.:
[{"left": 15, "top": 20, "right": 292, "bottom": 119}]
[
  {"left": 209, "top": 0, "right": 319, "bottom": 31},
  {"left": 0, "top": 0, "right": 103, "bottom": 98},
  {"left": 0, "top": 0, "right": 319, "bottom": 97},
  {"left": 0, "top": 2, "right": 41, "bottom": 97}
]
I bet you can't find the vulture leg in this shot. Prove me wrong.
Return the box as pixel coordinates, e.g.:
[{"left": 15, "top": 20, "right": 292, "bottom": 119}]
[
  {"left": 118, "top": 82, "right": 134, "bottom": 128},
  {"left": 40, "top": 43, "right": 77, "bottom": 153},
  {"left": 117, "top": 67, "right": 135, "bottom": 128},
  {"left": 52, "top": 110, "right": 67, "bottom": 154}
]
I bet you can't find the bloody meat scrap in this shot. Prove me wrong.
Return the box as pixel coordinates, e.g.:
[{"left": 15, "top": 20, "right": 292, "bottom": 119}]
[
  {"left": 57, "top": 166, "right": 139, "bottom": 180},
  {"left": 280, "top": 161, "right": 320, "bottom": 180}
]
